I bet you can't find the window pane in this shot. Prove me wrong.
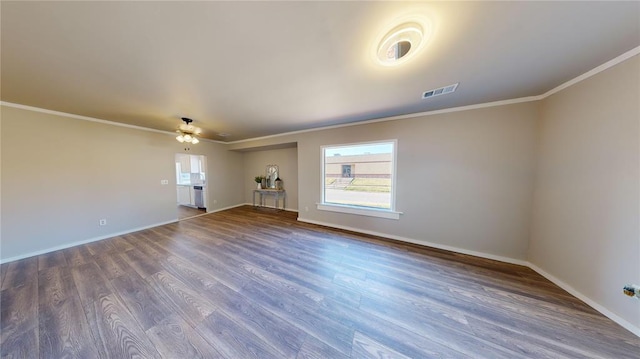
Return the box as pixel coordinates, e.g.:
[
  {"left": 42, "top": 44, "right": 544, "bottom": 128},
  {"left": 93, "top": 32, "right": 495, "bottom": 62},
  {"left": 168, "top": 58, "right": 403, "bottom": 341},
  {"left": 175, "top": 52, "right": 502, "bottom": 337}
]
[{"left": 323, "top": 141, "right": 394, "bottom": 210}]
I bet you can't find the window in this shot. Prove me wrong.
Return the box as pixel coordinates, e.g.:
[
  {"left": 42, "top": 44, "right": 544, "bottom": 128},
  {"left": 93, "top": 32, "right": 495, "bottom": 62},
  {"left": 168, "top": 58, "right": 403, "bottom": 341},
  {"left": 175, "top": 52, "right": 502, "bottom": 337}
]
[
  {"left": 319, "top": 140, "right": 400, "bottom": 219},
  {"left": 341, "top": 164, "right": 353, "bottom": 178}
]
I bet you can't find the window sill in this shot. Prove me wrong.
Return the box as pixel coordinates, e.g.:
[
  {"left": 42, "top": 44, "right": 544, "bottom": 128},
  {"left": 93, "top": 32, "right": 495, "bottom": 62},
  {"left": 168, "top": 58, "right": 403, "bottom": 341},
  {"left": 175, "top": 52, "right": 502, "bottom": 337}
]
[{"left": 316, "top": 203, "right": 402, "bottom": 220}]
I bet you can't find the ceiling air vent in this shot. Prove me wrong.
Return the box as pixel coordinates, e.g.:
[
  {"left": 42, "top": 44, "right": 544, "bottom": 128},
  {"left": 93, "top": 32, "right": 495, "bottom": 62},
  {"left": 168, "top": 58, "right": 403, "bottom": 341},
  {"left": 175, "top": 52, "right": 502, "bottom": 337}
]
[{"left": 422, "top": 83, "right": 459, "bottom": 99}]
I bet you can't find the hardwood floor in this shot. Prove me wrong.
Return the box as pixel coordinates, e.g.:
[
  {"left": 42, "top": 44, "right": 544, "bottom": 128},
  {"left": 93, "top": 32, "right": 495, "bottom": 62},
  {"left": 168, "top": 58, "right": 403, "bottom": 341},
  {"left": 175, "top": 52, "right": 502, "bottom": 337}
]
[
  {"left": 177, "top": 205, "right": 206, "bottom": 220},
  {"left": 1, "top": 205, "right": 638, "bottom": 358}
]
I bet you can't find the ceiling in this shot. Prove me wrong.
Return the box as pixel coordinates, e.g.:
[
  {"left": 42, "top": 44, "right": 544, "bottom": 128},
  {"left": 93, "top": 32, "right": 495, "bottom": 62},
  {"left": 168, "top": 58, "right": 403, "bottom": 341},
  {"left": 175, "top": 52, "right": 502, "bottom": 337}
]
[{"left": 2, "top": 2, "right": 639, "bottom": 142}]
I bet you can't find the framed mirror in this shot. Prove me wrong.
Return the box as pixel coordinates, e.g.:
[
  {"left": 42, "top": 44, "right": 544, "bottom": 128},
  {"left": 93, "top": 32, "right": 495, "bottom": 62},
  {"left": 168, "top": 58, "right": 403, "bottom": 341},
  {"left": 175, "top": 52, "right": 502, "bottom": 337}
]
[{"left": 266, "top": 164, "right": 278, "bottom": 189}]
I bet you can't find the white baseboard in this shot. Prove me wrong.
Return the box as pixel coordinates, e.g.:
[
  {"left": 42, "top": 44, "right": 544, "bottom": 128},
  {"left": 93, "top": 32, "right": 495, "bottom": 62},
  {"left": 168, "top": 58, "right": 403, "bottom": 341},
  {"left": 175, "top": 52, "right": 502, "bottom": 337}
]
[
  {"left": 0, "top": 219, "right": 178, "bottom": 264},
  {"left": 527, "top": 263, "right": 640, "bottom": 337},
  {"left": 296, "top": 217, "right": 528, "bottom": 266},
  {"left": 0, "top": 203, "right": 283, "bottom": 264}
]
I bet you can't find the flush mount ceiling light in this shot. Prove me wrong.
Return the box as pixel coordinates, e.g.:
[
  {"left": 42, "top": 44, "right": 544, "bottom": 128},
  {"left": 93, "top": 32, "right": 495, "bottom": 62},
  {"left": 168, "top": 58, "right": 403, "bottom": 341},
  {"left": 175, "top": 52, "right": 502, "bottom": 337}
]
[
  {"left": 374, "top": 17, "right": 431, "bottom": 66},
  {"left": 175, "top": 117, "right": 202, "bottom": 144}
]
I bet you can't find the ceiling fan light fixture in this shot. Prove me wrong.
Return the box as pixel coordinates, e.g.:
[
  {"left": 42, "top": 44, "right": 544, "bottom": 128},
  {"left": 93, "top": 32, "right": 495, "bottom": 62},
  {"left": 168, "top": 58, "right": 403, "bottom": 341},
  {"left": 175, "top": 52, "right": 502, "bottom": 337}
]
[{"left": 175, "top": 117, "right": 202, "bottom": 144}]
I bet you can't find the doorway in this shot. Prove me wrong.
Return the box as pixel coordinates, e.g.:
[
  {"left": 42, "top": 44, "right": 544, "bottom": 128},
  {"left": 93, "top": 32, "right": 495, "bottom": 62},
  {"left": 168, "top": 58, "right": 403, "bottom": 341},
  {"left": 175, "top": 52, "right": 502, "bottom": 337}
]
[{"left": 175, "top": 154, "right": 207, "bottom": 220}]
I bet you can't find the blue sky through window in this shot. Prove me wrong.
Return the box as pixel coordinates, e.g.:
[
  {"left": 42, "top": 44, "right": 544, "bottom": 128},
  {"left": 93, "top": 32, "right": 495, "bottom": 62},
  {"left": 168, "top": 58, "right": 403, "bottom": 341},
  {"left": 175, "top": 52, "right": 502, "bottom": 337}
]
[{"left": 325, "top": 143, "right": 393, "bottom": 157}]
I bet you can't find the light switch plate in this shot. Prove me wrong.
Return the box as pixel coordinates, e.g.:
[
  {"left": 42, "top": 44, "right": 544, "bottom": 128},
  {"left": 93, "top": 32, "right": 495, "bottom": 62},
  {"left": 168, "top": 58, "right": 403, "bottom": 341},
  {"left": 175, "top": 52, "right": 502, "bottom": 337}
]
[{"left": 161, "top": 179, "right": 169, "bottom": 185}]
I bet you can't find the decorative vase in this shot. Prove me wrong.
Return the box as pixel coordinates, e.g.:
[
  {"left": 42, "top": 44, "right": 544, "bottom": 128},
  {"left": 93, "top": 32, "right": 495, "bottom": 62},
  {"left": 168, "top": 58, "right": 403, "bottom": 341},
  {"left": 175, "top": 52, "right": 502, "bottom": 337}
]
[{"left": 257, "top": 183, "right": 262, "bottom": 189}]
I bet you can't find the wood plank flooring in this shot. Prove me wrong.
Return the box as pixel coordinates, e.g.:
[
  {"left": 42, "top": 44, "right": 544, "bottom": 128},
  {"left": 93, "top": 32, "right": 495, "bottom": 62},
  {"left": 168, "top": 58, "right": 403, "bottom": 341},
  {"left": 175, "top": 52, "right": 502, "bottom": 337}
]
[
  {"left": 1, "top": 205, "right": 638, "bottom": 358},
  {"left": 178, "top": 205, "right": 206, "bottom": 220}
]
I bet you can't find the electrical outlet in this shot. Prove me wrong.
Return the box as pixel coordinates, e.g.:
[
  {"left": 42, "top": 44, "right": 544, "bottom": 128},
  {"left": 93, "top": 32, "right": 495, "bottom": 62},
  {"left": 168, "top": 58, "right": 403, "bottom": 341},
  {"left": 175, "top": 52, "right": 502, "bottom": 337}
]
[
  {"left": 99, "top": 219, "right": 107, "bottom": 226},
  {"left": 305, "top": 206, "right": 309, "bottom": 212},
  {"left": 160, "top": 179, "right": 169, "bottom": 185}
]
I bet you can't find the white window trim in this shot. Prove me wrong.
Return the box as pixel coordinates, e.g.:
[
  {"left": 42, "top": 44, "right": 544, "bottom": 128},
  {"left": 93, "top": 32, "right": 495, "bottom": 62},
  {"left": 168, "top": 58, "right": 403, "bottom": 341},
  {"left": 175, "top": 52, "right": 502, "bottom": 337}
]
[
  {"left": 316, "top": 203, "right": 402, "bottom": 220},
  {"left": 319, "top": 139, "right": 400, "bottom": 220}
]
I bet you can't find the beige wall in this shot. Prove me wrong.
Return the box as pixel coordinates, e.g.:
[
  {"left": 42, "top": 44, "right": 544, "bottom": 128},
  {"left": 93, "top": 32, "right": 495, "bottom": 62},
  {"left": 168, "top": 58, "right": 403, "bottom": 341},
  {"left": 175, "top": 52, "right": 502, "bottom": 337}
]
[
  {"left": 242, "top": 146, "right": 298, "bottom": 211},
  {"left": 232, "top": 102, "right": 539, "bottom": 261},
  {"left": 0, "top": 105, "right": 244, "bottom": 261},
  {"left": 529, "top": 55, "right": 640, "bottom": 329}
]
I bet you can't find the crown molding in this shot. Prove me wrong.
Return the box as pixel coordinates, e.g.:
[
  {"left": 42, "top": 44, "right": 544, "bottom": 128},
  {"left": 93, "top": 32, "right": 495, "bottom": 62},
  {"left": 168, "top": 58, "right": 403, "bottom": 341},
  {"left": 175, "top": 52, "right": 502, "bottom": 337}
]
[
  {"left": 540, "top": 45, "right": 640, "bottom": 99},
  {"left": 0, "top": 102, "right": 225, "bottom": 144},
  {"left": 226, "top": 95, "right": 542, "bottom": 145},
  {"left": 3, "top": 45, "right": 638, "bottom": 145},
  {"left": 228, "top": 45, "right": 640, "bottom": 145}
]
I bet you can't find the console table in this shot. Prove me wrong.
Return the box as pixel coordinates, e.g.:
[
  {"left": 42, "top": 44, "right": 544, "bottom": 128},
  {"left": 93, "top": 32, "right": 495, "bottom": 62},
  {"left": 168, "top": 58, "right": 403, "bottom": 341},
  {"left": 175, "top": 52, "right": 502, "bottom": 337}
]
[{"left": 253, "top": 189, "right": 286, "bottom": 210}]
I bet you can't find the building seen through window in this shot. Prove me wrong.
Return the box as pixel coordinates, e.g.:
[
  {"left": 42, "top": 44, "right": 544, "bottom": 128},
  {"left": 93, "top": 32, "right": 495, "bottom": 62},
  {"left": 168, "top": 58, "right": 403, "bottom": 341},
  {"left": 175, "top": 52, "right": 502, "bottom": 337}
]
[{"left": 322, "top": 141, "right": 395, "bottom": 210}]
